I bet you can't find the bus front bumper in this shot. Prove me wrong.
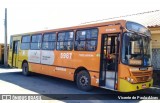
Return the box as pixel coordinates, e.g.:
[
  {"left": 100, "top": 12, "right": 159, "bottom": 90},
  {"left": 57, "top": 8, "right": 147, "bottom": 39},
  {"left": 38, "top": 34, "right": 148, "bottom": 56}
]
[{"left": 118, "top": 79, "right": 153, "bottom": 92}]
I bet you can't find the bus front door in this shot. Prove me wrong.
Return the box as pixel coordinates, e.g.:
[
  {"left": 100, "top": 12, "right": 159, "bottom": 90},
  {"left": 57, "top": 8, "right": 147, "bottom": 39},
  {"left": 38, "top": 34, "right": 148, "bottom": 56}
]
[
  {"left": 100, "top": 34, "right": 119, "bottom": 90},
  {"left": 12, "top": 41, "right": 19, "bottom": 67}
]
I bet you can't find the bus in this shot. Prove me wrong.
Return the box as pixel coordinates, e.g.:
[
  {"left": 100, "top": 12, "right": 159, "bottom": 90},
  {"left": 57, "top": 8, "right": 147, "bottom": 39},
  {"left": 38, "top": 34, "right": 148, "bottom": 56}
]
[{"left": 8, "top": 20, "right": 153, "bottom": 92}]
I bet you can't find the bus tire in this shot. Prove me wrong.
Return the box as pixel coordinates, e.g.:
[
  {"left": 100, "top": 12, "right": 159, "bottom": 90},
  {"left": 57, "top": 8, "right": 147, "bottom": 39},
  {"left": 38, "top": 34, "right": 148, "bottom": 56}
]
[
  {"left": 22, "top": 62, "right": 30, "bottom": 76},
  {"left": 76, "top": 70, "right": 93, "bottom": 91}
]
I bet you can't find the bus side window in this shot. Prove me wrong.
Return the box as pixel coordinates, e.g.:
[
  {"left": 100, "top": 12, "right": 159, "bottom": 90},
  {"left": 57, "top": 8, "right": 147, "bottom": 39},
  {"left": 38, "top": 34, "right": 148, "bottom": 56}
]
[
  {"left": 57, "top": 31, "right": 73, "bottom": 51},
  {"left": 75, "top": 28, "right": 98, "bottom": 51},
  {"left": 86, "top": 40, "right": 97, "bottom": 51},
  {"left": 21, "top": 35, "right": 30, "bottom": 50},
  {"left": 30, "top": 34, "right": 42, "bottom": 50},
  {"left": 78, "top": 41, "right": 85, "bottom": 51},
  {"left": 75, "top": 31, "right": 85, "bottom": 51},
  {"left": 42, "top": 33, "right": 56, "bottom": 50},
  {"left": 64, "top": 32, "right": 73, "bottom": 50}
]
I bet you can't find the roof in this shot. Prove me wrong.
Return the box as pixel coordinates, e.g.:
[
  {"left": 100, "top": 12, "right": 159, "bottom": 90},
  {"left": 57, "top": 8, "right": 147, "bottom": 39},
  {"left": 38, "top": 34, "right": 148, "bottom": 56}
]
[
  {"left": 12, "top": 20, "right": 126, "bottom": 36},
  {"left": 148, "top": 25, "right": 160, "bottom": 28}
]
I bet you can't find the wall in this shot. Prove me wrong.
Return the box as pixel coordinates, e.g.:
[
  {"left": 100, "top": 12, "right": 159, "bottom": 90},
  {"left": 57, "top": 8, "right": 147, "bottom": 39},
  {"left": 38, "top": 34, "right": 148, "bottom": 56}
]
[
  {"left": 149, "top": 27, "right": 160, "bottom": 85},
  {"left": 149, "top": 27, "right": 160, "bottom": 70}
]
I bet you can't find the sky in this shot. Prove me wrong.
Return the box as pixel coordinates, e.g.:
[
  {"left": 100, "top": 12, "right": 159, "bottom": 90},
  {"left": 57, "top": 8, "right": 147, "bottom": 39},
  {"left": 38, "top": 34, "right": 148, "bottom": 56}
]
[{"left": 0, "top": 0, "right": 160, "bottom": 43}]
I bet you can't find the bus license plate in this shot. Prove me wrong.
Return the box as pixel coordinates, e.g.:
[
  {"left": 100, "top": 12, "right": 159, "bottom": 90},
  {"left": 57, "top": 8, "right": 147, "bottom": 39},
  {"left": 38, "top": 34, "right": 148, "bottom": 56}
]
[{"left": 142, "top": 84, "right": 146, "bottom": 88}]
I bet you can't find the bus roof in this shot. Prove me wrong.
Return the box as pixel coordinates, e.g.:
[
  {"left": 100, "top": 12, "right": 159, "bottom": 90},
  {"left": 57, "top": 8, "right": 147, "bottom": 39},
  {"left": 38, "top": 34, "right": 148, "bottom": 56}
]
[{"left": 11, "top": 20, "right": 126, "bottom": 36}]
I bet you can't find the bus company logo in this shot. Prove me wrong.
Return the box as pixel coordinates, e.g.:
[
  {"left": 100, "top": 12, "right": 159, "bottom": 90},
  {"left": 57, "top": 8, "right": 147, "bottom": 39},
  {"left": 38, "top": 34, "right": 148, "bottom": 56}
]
[
  {"left": 106, "top": 28, "right": 116, "bottom": 32},
  {"left": 22, "top": 51, "right": 25, "bottom": 55},
  {"left": 1, "top": 95, "right": 11, "bottom": 100},
  {"left": 34, "top": 52, "right": 37, "bottom": 56}
]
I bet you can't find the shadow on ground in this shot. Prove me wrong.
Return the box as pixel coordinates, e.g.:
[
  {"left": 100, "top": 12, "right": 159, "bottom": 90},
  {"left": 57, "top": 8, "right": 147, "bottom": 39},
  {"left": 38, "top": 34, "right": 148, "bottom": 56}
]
[{"left": 0, "top": 68, "right": 159, "bottom": 101}]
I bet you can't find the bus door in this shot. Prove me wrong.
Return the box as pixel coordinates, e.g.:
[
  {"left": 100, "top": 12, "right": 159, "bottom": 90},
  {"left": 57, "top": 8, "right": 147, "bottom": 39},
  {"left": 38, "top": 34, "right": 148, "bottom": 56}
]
[
  {"left": 12, "top": 41, "right": 20, "bottom": 67},
  {"left": 100, "top": 34, "right": 119, "bottom": 90}
]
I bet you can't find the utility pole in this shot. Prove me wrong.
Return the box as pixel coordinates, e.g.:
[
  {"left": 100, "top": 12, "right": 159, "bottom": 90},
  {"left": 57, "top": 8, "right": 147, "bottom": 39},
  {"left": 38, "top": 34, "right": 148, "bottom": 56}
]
[{"left": 4, "top": 8, "right": 8, "bottom": 67}]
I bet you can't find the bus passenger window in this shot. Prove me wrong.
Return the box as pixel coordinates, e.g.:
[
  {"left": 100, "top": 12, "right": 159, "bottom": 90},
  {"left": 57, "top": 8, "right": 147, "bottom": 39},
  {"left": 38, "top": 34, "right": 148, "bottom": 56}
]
[
  {"left": 57, "top": 31, "right": 73, "bottom": 51},
  {"left": 21, "top": 35, "right": 30, "bottom": 50},
  {"left": 75, "top": 28, "right": 98, "bottom": 51},
  {"left": 77, "top": 41, "right": 85, "bottom": 51},
  {"left": 42, "top": 33, "right": 56, "bottom": 50},
  {"left": 30, "top": 34, "right": 42, "bottom": 50},
  {"left": 86, "top": 40, "right": 97, "bottom": 51}
]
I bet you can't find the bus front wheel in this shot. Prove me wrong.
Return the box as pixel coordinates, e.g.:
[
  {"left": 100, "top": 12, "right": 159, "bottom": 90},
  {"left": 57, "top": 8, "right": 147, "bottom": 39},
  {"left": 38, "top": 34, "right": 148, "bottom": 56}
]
[
  {"left": 22, "top": 62, "right": 30, "bottom": 76},
  {"left": 76, "top": 70, "right": 93, "bottom": 91}
]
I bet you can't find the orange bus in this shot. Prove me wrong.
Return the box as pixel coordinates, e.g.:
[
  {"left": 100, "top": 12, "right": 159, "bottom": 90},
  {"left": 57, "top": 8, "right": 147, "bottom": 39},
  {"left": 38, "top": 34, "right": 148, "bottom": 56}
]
[{"left": 8, "top": 20, "right": 153, "bottom": 92}]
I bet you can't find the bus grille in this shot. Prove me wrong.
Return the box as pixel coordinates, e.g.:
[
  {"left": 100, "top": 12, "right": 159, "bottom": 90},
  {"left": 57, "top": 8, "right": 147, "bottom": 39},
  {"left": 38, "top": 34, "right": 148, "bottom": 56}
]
[
  {"left": 131, "top": 71, "right": 152, "bottom": 83},
  {"left": 132, "top": 71, "right": 152, "bottom": 76},
  {"left": 136, "top": 76, "right": 149, "bottom": 82}
]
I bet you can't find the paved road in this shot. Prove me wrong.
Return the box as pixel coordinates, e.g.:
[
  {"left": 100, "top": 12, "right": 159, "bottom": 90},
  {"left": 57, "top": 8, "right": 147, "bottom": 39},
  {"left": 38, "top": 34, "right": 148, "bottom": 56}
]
[{"left": 0, "top": 68, "right": 160, "bottom": 103}]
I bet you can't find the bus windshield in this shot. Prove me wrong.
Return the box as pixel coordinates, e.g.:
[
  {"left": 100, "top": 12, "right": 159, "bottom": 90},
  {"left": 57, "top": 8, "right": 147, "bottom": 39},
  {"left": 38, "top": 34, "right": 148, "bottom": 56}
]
[{"left": 122, "top": 32, "right": 152, "bottom": 66}]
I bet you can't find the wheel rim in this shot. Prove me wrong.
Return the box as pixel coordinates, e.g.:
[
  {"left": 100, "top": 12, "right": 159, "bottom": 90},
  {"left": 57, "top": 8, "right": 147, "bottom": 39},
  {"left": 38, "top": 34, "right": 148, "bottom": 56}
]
[{"left": 79, "top": 75, "right": 89, "bottom": 86}]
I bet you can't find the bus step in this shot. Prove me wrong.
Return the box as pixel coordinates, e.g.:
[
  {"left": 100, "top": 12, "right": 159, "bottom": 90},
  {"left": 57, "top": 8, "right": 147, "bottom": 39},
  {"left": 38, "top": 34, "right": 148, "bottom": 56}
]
[
  {"left": 105, "top": 78, "right": 115, "bottom": 89},
  {"left": 106, "top": 71, "right": 115, "bottom": 79}
]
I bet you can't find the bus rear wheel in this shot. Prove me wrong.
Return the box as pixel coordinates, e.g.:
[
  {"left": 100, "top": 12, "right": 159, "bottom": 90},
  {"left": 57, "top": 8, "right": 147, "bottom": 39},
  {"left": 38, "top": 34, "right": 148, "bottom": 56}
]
[
  {"left": 76, "top": 70, "right": 93, "bottom": 91},
  {"left": 22, "top": 62, "right": 30, "bottom": 76}
]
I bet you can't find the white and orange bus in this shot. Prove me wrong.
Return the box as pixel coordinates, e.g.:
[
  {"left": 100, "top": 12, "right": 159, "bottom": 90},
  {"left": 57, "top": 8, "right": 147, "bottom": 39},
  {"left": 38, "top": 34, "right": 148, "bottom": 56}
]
[{"left": 8, "top": 20, "right": 153, "bottom": 92}]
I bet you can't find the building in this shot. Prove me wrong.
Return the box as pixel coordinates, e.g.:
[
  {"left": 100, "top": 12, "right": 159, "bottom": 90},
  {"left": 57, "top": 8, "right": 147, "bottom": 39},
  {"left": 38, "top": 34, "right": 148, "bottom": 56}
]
[
  {"left": 148, "top": 25, "right": 160, "bottom": 85},
  {"left": 149, "top": 25, "right": 160, "bottom": 69}
]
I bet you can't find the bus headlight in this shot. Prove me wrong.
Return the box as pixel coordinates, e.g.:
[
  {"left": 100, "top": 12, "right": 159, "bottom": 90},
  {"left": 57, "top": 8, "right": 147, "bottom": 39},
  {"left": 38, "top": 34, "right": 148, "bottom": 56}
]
[
  {"left": 130, "top": 78, "right": 134, "bottom": 83},
  {"left": 127, "top": 77, "right": 131, "bottom": 82},
  {"left": 127, "top": 77, "right": 134, "bottom": 83},
  {"left": 148, "top": 76, "right": 152, "bottom": 81}
]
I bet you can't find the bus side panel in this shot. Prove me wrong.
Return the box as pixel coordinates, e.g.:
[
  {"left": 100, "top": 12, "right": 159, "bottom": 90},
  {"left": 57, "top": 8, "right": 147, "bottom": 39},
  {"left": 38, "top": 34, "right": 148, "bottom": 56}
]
[
  {"left": 17, "top": 61, "right": 22, "bottom": 69},
  {"left": 29, "top": 63, "right": 42, "bottom": 73},
  {"left": 27, "top": 50, "right": 74, "bottom": 81},
  {"left": 53, "top": 51, "right": 100, "bottom": 72},
  {"left": 43, "top": 66, "right": 74, "bottom": 81},
  {"left": 18, "top": 50, "right": 29, "bottom": 68},
  {"left": 89, "top": 71, "right": 99, "bottom": 87},
  {"left": 53, "top": 51, "right": 101, "bottom": 87},
  {"left": 27, "top": 49, "right": 100, "bottom": 86},
  {"left": 29, "top": 62, "right": 99, "bottom": 86},
  {"left": 30, "top": 64, "right": 75, "bottom": 81}
]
